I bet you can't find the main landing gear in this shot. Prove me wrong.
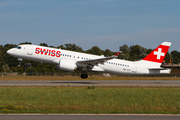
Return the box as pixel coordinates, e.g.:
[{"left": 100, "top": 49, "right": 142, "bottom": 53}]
[{"left": 81, "top": 72, "right": 88, "bottom": 79}]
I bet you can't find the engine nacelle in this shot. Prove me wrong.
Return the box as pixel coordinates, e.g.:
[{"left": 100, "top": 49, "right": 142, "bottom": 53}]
[{"left": 57, "top": 59, "right": 77, "bottom": 72}]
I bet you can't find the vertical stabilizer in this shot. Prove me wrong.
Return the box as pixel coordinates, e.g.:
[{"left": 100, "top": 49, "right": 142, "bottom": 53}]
[{"left": 142, "top": 42, "right": 171, "bottom": 63}]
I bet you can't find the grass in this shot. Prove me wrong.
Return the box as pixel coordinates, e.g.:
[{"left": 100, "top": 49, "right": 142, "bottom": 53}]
[
  {"left": 0, "top": 87, "right": 180, "bottom": 114},
  {"left": 0, "top": 75, "right": 180, "bottom": 81}
]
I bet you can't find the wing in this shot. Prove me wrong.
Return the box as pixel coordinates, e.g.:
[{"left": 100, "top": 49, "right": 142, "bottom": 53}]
[{"left": 77, "top": 51, "right": 122, "bottom": 67}]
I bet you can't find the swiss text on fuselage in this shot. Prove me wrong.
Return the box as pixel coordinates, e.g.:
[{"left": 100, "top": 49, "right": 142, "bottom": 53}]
[{"left": 35, "top": 47, "right": 61, "bottom": 57}]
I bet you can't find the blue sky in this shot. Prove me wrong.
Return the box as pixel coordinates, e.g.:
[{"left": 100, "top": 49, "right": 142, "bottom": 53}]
[{"left": 0, "top": 0, "right": 180, "bottom": 52}]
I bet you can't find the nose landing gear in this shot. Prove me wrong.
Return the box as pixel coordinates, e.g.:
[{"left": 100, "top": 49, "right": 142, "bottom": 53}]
[{"left": 18, "top": 58, "right": 23, "bottom": 67}]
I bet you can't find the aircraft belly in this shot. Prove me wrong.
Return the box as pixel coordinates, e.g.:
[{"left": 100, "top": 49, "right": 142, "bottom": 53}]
[
  {"left": 100, "top": 64, "right": 133, "bottom": 75},
  {"left": 20, "top": 54, "right": 57, "bottom": 64}
]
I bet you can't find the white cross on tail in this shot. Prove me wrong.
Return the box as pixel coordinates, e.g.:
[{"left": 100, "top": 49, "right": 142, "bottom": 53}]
[{"left": 154, "top": 48, "right": 165, "bottom": 60}]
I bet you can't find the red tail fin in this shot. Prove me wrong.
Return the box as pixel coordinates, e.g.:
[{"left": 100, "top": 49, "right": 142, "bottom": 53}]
[
  {"left": 143, "top": 42, "right": 171, "bottom": 63},
  {"left": 113, "top": 51, "right": 122, "bottom": 56},
  {"left": 111, "top": 51, "right": 122, "bottom": 58}
]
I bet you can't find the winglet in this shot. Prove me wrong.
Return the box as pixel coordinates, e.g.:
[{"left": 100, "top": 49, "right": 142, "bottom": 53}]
[{"left": 111, "top": 51, "right": 122, "bottom": 58}]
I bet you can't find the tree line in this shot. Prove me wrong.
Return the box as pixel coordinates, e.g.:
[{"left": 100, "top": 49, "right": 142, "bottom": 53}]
[{"left": 0, "top": 42, "right": 180, "bottom": 74}]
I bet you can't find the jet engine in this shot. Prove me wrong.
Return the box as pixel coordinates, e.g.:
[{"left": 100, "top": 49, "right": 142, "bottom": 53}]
[{"left": 57, "top": 59, "right": 77, "bottom": 72}]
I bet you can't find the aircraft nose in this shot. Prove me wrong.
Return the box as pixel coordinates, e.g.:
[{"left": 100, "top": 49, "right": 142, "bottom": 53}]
[{"left": 7, "top": 49, "right": 14, "bottom": 55}]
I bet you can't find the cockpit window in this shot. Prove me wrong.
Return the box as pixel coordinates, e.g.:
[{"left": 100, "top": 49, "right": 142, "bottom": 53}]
[
  {"left": 14, "top": 46, "right": 21, "bottom": 49},
  {"left": 17, "top": 46, "right": 21, "bottom": 49}
]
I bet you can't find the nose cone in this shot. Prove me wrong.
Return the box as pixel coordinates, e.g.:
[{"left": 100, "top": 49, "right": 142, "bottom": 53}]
[{"left": 7, "top": 49, "right": 14, "bottom": 55}]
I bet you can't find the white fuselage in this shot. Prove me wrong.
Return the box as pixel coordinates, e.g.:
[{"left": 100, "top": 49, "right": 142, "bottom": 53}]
[{"left": 7, "top": 44, "right": 171, "bottom": 75}]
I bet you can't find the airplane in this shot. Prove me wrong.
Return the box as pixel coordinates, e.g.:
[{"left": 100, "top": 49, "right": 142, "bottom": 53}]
[{"left": 7, "top": 42, "right": 171, "bottom": 79}]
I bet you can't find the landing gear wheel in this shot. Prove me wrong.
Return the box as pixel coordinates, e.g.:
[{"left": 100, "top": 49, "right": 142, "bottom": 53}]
[{"left": 81, "top": 73, "right": 88, "bottom": 79}]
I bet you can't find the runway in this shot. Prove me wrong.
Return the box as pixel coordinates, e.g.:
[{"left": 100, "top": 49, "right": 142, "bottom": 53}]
[
  {"left": 0, "top": 80, "right": 180, "bottom": 87},
  {"left": 0, "top": 114, "right": 180, "bottom": 120}
]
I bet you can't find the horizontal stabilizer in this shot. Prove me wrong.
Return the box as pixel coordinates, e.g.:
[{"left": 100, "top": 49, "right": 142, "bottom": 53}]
[{"left": 148, "top": 67, "right": 169, "bottom": 70}]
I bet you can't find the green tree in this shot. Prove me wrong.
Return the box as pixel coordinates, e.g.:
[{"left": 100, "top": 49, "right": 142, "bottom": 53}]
[
  {"left": 129, "top": 45, "right": 140, "bottom": 61},
  {"left": 40, "top": 43, "right": 48, "bottom": 47},
  {"left": 3, "top": 44, "right": 19, "bottom": 67},
  {"left": 2, "top": 64, "right": 11, "bottom": 73},
  {"left": 164, "top": 52, "right": 171, "bottom": 63},
  {"left": 64, "top": 43, "right": 84, "bottom": 52},
  {"left": 119, "top": 44, "right": 129, "bottom": 53},
  {"left": 86, "top": 46, "right": 104, "bottom": 55},
  {"left": 171, "top": 50, "right": 180, "bottom": 64},
  {"left": 57, "top": 45, "right": 65, "bottom": 49},
  {"left": 10, "top": 66, "right": 18, "bottom": 72},
  {"left": 20, "top": 42, "right": 32, "bottom": 45},
  {"left": 17, "top": 67, "right": 23, "bottom": 75},
  {"left": 26, "top": 67, "right": 37, "bottom": 75},
  {"left": 118, "top": 52, "right": 129, "bottom": 60},
  {"left": 138, "top": 46, "right": 147, "bottom": 59},
  {"left": 0, "top": 45, "right": 4, "bottom": 72},
  {"left": 36, "top": 63, "right": 49, "bottom": 74},
  {"left": 104, "top": 49, "right": 113, "bottom": 57},
  {"left": 119, "top": 44, "right": 130, "bottom": 60},
  {"left": 146, "top": 49, "right": 153, "bottom": 54}
]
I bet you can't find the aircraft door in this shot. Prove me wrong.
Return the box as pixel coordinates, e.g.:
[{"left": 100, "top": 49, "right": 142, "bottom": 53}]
[
  {"left": 132, "top": 63, "right": 137, "bottom": 73},
  {"left": 27, "top": 45, "right": 34, "bottom": 55}
]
